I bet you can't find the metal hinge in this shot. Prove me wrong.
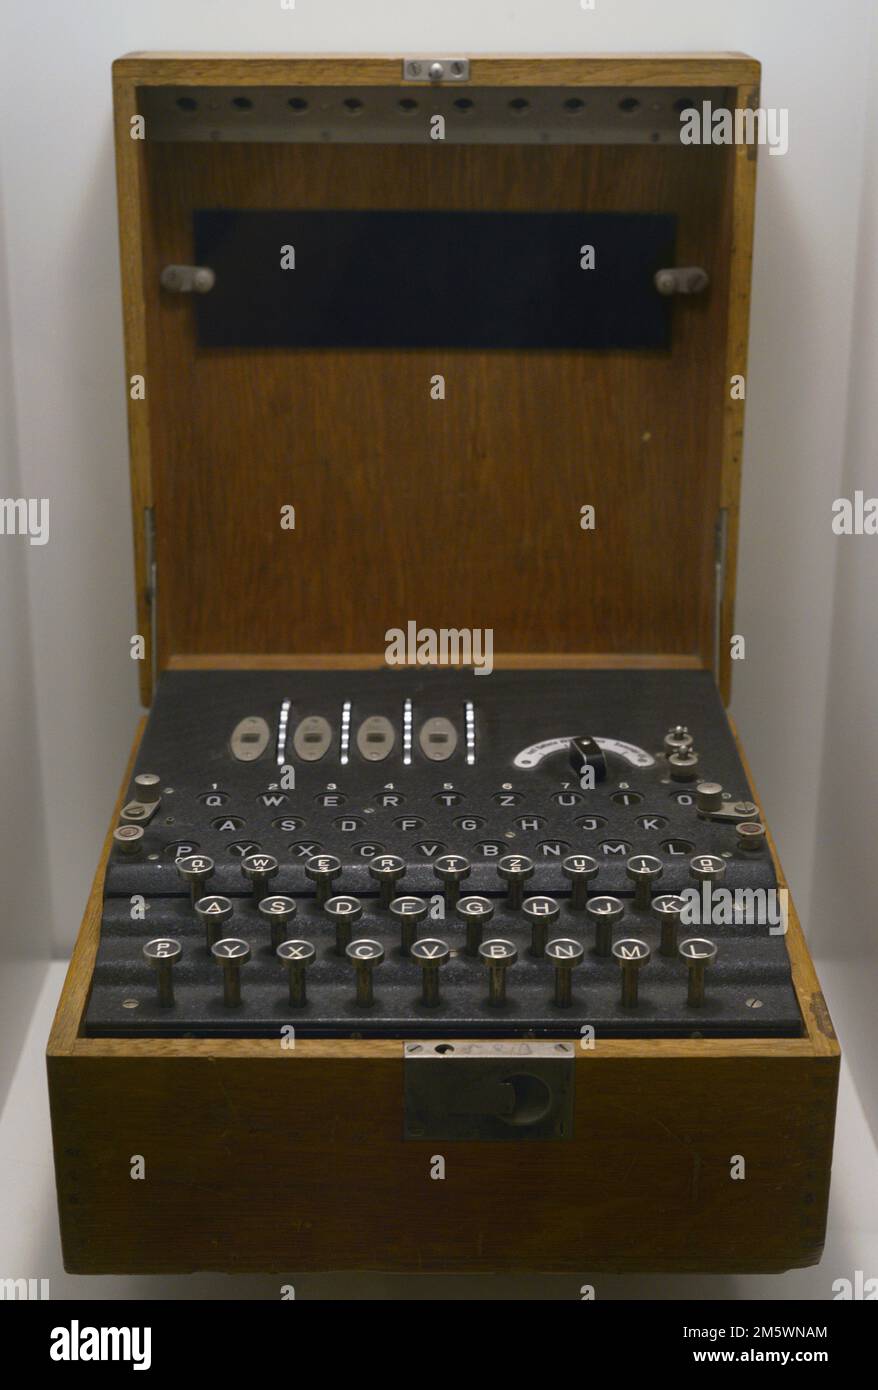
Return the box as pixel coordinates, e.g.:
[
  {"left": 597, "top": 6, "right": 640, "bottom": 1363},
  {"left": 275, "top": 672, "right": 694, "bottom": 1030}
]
[
  {"left": 714, "top": 507, "right": 729, "bottom": 679},
  {"left": 403, "top": 58, "right": 470, "bottom": 83},
  {"left": 404, "top": 1040, "right": 574, "bottom": 1141},
  {"left": 144, "top": 506, "right": 157, "bottom": 693}
]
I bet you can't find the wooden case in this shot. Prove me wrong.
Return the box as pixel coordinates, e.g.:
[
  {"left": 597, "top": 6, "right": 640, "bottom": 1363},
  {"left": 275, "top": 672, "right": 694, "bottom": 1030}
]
[{"left": 47, "top": 52, "right": 839, "bottom": 1276}]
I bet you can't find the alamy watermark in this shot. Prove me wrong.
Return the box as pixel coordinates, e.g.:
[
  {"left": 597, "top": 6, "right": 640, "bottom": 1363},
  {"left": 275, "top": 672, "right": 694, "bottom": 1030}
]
[
  {"left": 678, "top": 883, "right": 788, "bottom": 933},
  {"left": 679, "top": 101, "right": 789, "bottom": 157},
  {"left": 385, "top": 621, "right": 493, "bottom": 676},
  {"left": 0, "top": 497, "right": 50, "bottom": 545}
]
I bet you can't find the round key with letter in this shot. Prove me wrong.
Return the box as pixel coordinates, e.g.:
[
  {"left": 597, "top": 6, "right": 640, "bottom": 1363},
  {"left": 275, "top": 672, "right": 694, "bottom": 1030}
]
[
  {"left": 195, "top": 894, "right": 233, "bottom": 951},
  {"left": 305, "top": 853, "right": 342, "bottom": 905},
  {"left": 612, "top": 937, "right": 650, "bottom": 1008},
  {"left": 410, "top": 937, "right": 451, "bottom": 1008},
  {"left": 456, "top": 895, "right": 494, "bottom": 956},
  {"left": 546, "top": 937, "right": 584, "bottom": 1008},
  {"left": 626, "top": 854, "right": 663, "bottom": 910},
  {"left": 689, "top": 853, "right": 727, "bottom": 888},
  {"left": 241, "top": 851, "right": 279, "bottom": 903},
  {"left": 369, "top": 853, "right": 406, "bottom": 909},
  {"left": 522, "top": 895, "right": 560, "bottom": 957},
  {"left": 585, "top": 894, "right": 624, "bottom": 956},
  {"left": 478, "top": 938, "right": 518, "bottom": 1007},
  {"left": 324, "top": 894, "right": 363, "bottom": 955},
  {"left": 211, "top": 937, "right": 251, "bottom": 1007},
  {"left": 177, "top": 853, "right": 215, "bottom": 905},
  {"left": 562, "top": 853, "right": 598, "bottom": 909},
  {"left": 652, "top": 893, "right": 687, "bottom": 958},
  {"left": 433, "top": 853, "right": 471, "bottom": 908},
  {"left": 389, "top": 895, "right": 428, "bottom": 955},
  {"left": 346, "top": 938, "right": 385, "bottom": 1007},
  {"left": 497, "top": 854, "right": 534, "bottom": 909},
  {"left": 143, "top": 938, "right": 181, "bottom": 1008},
  {"left": 258, "top": 894, "right": 298, "bottom": 951},
  {"left": 679, "top": 936, "right": 718, "bottom": 1006},
  {"left": 277, "top": 938, "right": 316, "bottom": 1007}
]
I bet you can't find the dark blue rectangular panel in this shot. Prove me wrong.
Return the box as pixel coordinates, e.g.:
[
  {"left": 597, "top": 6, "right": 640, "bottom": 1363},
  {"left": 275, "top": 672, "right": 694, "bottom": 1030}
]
[{"left": 193, "top": 209, "right": 675, "bottom": 350}]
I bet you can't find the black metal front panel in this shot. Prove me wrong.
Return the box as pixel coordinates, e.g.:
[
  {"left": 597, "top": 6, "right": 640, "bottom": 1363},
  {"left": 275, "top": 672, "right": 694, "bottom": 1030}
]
[
  {"left": 86, "top": 669, "right": 800, "bottom": 1038},
  {"left": 193, "top": 210, "right": 675, "bottom": 349}
]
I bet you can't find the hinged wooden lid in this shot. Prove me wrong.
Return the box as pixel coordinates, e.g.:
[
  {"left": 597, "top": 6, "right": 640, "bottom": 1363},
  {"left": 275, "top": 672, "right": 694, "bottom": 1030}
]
[{"left": 112, "top": 53, "right": 760, "bottom": 705}]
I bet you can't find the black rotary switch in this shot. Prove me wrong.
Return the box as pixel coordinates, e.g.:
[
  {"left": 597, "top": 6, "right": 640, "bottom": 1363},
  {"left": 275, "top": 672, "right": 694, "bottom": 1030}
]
[{"left": 568, "top": 736, "right": 608, "bottom": 783}]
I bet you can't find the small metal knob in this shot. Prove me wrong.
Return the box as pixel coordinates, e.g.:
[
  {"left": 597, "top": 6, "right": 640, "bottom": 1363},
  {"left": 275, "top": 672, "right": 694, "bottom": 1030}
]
[
  {"left": 478, "top": 939, "right": 518, "bottom": 1006},
  {"left": 143, "top": 938, "right": 181, "bottom": 1008},
  {"left": 586, "top": 894, "right": 624, "bottom": 957},
  {"left": 612, "top": 938, "right": 651, "bottom": 1008},
  {"left": 497, "top": 854, "right": 534, "bottom": 909},
  {"left": 522, "top": 895, "right": 560, "bottom": 957},
  {"left": 390, "top": 895, "right": 429, "bottom": 955},
  {"left": 258, "top": 894, "right": 298, "bottom": 951},
  {"left": 195, "top": 894, "right": 233, "bottom": 950},
  {"left": 626, "top": 854, "right": 663, "bottom": 910},
  {"left": 211, "top": 938, "right": 251, "bottom": 1007},
  {"left": 410, "top": 937, "right": 450, "bottom": 1008},
  {"left": 456, "top": 895, "right": 494, "bottom": 956},
  {"left": 562, "top": 853, "right": 599, "bottom": 909},
  {"left": 324, "top": 895, "right": 364, "bottom": 955},
  {"left": 546, "top": 938, "right": 584, "bottom": 1008},
  {"left": 433, "top": 854, "right": 471, "bottom": 908},
  {"left": 277, "top": 939, "right": 316, "bottom": 1007},
  {"left": 369, "top": 853, "right": 406, "bottom": 909},
  {"left": 346, "top": 938, "right": 385, "bottom": 1007},
  {"left": 680, "top": 937, "right": 718, "bottom": 1007},
  {"left": 305, "top": 853, "right": 342, "bottom": 905},
  {"left": 652, "top": 893, "right": 687, "bottom": 958}
]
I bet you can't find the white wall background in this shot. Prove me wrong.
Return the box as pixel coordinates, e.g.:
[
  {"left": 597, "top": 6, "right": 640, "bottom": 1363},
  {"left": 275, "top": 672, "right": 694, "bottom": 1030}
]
[
  {"left": 0, "top": 0, "right": 874, "bottom": 1097},
  {"left": 0, "top": 154, "right": 52, "bottom": 1104}
]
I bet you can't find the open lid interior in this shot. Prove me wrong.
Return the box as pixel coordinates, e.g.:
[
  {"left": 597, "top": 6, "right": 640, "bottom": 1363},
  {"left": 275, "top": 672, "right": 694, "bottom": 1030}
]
[{"left": 113, "top": 55, "right": 760, "bottom": 703}]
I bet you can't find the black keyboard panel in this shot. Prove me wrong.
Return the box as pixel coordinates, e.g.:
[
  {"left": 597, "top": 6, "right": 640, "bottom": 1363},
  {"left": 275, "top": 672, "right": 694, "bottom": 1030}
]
[{"left": 86, "top": 668, "right": 801, "bottom": 1038}]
